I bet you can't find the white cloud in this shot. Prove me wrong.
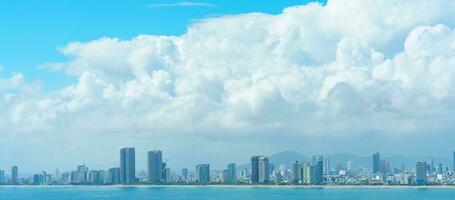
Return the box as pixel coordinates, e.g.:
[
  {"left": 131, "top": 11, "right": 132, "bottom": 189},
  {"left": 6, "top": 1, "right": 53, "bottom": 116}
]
[{"left": 2, "top": 0, "right": 455, "bottom": 170}]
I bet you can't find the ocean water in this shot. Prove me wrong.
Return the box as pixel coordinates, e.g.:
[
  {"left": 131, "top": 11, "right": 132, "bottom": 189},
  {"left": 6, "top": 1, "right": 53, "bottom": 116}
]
[{"left": 1, "top": 186, "right": 455, "bottom": 200}]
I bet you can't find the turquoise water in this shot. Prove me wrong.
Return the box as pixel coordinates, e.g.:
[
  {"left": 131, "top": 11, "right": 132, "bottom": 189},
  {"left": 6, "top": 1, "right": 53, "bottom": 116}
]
[{"left": 1, "top": 187, "right": 455, "bottom": 200}]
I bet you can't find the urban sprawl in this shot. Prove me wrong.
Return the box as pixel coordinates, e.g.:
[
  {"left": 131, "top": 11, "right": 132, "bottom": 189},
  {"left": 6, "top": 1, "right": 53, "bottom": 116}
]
[{"left": 0, "top": 148, "right": 454, "bottom": 186}]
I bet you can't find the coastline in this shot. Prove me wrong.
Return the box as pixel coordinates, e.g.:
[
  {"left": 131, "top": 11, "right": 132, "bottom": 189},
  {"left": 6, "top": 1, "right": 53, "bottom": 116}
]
[{"left": 1, "top": 185, "right": 455, "bottom": 189}]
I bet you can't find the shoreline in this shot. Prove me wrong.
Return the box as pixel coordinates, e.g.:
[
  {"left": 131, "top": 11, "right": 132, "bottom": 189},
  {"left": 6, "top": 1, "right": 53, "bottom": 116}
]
[{"left": 1, "top": 185, "right": 455, "bottom": 189}]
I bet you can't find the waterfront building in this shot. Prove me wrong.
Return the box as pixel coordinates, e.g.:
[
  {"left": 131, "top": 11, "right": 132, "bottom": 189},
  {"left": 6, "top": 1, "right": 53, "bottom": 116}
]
[
  {"left": 373, "top": 152, "right": 380, "bottom": 173},
  {"left": 106, "top": 167, "right": 120, "bottom": 184},
  {"left": 302, "top": 161, "right": 311, "bottom": 184},
  {"left": 310, "top": 159, "right": 323, "bottom": 184},
  {"left": 227, "top": 163, "right": 236, "bottom": 183},
  {"left": 453, "top": 151, "right": 455, "bottom": 171},
  {"left": 347, "top": 161, "right": 353, "bottom": 173},
  {"left": 0, "top": 170, "right": 4, "bottom": 184},
  {"left": 120, "top": 147, "right": 136, "bottom": 184},
  {"left": 147, "top": 150, "right": 163, "bottom": 184},
  {"left": 11, "top": 166, "right": 18, "bottom": 184},
  {"left": 196, "top": 164, "right": 210, "bottom": 184},
  {"left": 88, "top": 170, "right": 102, "bottom": 184},
  {"left": 325, "top": 159, "right": 331, "bottom": 175},
  {"left": 416, "top": 162, "right": 427, "bottom": 185},
  {"left": 427, "top": 157, "right": 435, "bottom": 174},
  {"left": 251, "top": 156, "right": 270, "bottom": 184},
  {"left": 291, "top": 161, "right": 301, "bottom": 184},
  {"left": 182, "top": 168, "right": 188, "bottom": 180}
]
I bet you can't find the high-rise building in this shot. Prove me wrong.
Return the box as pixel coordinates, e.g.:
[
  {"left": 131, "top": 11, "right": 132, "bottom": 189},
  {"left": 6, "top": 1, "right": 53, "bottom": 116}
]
[
  {"left": 251, "top": 156, "right": 260, "bottom": 184},
  {"left": 379, "top": 160, "right": 389, "bottom": 174},
  {"left": 164, "top": 168, "right": 171, "bottom": 183},
  {"left": 325, "top": 159, "right": 331, "bottom": 175},
  {"left": 291, "top": 161, "right": 301, "bottom": 184},
  {"left": 147, "top": 150, "right": 163, "bottom": 184},
  {"left": 182, "top": 168, "right": 188, "bottom": 180},
  {"left": 227, "top": 163, "right": 236, "bottom": 184},
  {"left": 76, "top": 164, "right": 88, "bottom": 183},
  {"left": 453, "top": 151, "right": 455, "bottom": 171},
  {"left": 251, "top": 156, "right": 269, "bottom": 184},
  {"left": 372, "top": 152, "right": 381, "bottom": 173},
  {"left": 120, "top": 147, "right": 136, "bottom": 184},
  {"left": 0, "top": 170, "right": 4, "bottom": 184},
  {"left": 106, "top": 167, "right": 120, "bottom": 184},
  {"left": 11, "top": 166, "right": 18, "bottom": 184},
  {"left": 302, "top": 161, "right": 311, "bottom": 184},
  {"left": 347, "top": 161, "right": 353, "bottom": 173},
  {"left": 310, "top": 159, "right": 323, "bottom": 185},
  {"left": 416, "top": 162, "right": 427, "bottom": 185},
  {"left": 88, "top": 170, "right": 102, "bottom": 184},
  {"left": 196, "top": 164, "right": 210, "bottom": 184},
  {"left": 427, "top": 157, "right": 434, "bottom": 173}
]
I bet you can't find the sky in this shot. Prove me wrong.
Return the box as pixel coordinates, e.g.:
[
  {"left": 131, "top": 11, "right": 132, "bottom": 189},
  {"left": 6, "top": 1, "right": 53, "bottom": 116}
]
[{"left": 1, "top": 0, "right": 455, "bottom": 174}]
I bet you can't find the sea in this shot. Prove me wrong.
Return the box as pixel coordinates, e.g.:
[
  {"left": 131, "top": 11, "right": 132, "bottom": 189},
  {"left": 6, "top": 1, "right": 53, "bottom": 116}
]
[{"left": 0, "top": 186, "right": 454, "bottom": 200}]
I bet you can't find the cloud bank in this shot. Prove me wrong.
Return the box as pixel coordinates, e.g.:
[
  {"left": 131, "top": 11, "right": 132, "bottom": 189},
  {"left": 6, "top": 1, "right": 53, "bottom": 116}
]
[{"left": 1, "top": 0, "right": 455, "bottom": 170}]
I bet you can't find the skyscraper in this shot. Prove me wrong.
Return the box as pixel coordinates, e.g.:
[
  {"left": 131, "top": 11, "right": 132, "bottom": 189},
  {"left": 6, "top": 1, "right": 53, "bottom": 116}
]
[
  {"left": 347, "top": 160, "right": 353, "bottom": 173},
  {"left": 453, "top": 151, "right": 455, "bottom": 171},
  {"left": 196, "top": 164, "right": 210, "bottom": 184},
  {"left": 0, "top": 169, "right": 4, "bottom": 184},
  {"left": 291, "top": 161, "right": 301, "bottom": 184},
  {"left": 372, "top": 152, "right": 380, "bottom": 173},
  {"left": 251, "top": 156, "right": 260, "bottom": 184},
  {"left": 302, "top": 161, "right": 311, "bottom": 184},
  {"left": 147, "top": 150, "right": 163, "bottom": 184},
  {"left": 11, "top": 166, "right": 18, "bottom": 184},
  {"left": 310, "top": 159, "right": 323, "bottom": 185},
  {"left": 182, "top": 168, "right": 188, "bottom": 180},
  {"left": 77, "top": 164, "right": 88, "bottom": 184},
  {"left": 416, "top": 162, "right": 427, "bottom": 185},
  {"left": 427, "top": 157, "right": 434, "bottom": 173},
  {"left": 227, "top": 163, "right": 236, "bottom": 184},
  {"left": 106, "top": 167, "right": 120, "bottom": 184},
  {"left": 251, "top": 156, "right": 269, "bottom": 184},
  {"left": 325, "top": 159, "right": 331, "bottom": 175},
  {"left": 120, "top": 147, "right": 136, "bottom": 184}
]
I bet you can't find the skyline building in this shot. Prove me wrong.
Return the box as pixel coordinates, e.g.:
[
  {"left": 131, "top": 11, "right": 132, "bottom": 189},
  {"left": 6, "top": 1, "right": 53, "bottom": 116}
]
[
  {"left": 372, "top": 152, "right": 381, "bottom": 173},
  {"left": 453, "top": 151, "right": 455, "bottom": 171},
  {"left": 196, "top": 164, "right": 210, "bottom": 184},
  {"left": 347, "top": 161, "right": 353, "bottom": 173},
  {"left": 11, "top": 166, "right": 18, "bottom": 184},
  {"left": 227, "top": 163, "right": 236, "bottom": 184},
  {"left": 416, "top": 162, "right": 427, "bottom": 185},
  {"left": 310, "top": 159, "right": 323, "bottom": 184},
  {"left": 106, "top": 167, "right": 120, "bottom": 184},
  {"left": 0, "top": 169, "right": 4, "bottom": 184},
  {"left": 291, "top": 161, "right": 301, "bottom": 184},
  {"left": 302, "top": 161, "right": 311, "bottom": 184},
  {"left": 147, "top": 150, "right": 163, "bottom": 184},
  {"left": 251, "top": 156, "right": 270, "bottom": 184},
  {"left": 120, "top": 147, "right": 136, "bottom": 184},
  {"left": 182, "top": 168, "right": 188, "bottom": 180}
]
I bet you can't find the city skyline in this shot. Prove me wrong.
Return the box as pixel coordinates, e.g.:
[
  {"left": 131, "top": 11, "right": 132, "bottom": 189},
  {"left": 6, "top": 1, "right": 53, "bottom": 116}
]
[
  {"left": 1, "top": 0, "right": 455, "bottom": 176},
  {"left": 2, "top": 149, "right": 455, "bottom": 186}
]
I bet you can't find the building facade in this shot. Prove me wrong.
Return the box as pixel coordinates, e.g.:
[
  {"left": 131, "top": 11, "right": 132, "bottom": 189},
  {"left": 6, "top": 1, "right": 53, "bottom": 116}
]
[
  {"left": 147, "top": 150, "right": 163, "bottom": 184},
  {"left": 120, "top": 147, "right": 136, "bottom": 184}
]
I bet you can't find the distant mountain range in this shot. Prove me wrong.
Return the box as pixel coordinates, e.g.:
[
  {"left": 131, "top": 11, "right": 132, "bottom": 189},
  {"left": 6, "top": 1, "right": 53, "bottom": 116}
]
[{"left": 237, "top": 151, "right": 452, "bottom": 170}]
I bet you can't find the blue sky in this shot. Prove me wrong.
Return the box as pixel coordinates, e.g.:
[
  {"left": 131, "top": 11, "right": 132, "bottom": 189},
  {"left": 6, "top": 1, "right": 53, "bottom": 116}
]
[{"left": 0, "top": 0, "right": 325, "bottom": 90}]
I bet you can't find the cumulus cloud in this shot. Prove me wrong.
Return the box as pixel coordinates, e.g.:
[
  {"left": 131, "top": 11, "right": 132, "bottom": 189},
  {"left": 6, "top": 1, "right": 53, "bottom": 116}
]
[{"left": 2, "top": 0, "right": 455, "bottom": 170}]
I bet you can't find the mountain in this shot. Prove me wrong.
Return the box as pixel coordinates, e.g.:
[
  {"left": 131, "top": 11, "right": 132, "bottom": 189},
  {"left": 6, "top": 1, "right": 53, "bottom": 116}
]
[{"left": 268, "top": 150, "right": 309, "bottom": 168}]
